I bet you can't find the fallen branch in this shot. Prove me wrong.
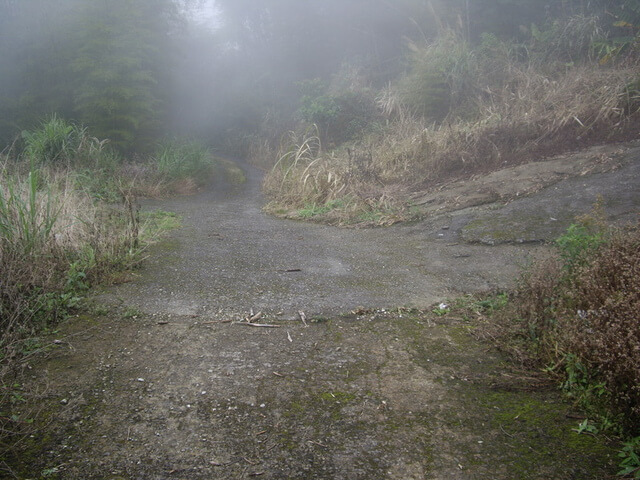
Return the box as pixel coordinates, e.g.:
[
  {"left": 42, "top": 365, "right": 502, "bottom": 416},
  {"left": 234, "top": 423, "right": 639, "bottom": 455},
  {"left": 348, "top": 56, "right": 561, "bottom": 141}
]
[
  {"left": 307, "top": 440, "right": 327, "bottom": 448},
  {"left": 236, "top": 323, "right": 281, "bottom": 328}
]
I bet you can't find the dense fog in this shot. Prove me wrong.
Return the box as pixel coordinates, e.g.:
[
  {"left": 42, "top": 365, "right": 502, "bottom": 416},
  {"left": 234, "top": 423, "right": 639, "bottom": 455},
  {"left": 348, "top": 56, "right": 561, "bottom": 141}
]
[{"left": 0, "top": 0, "right": 632, "bottom": 152}]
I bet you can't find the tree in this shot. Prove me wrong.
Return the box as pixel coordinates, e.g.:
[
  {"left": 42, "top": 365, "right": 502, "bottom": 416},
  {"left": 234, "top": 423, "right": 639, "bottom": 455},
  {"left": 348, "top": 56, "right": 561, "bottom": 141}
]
[
  {"left": 0, "top": 0, "right": 182, "bottom": 151},
  {"left": 72, "top": 0, "right": 177, "bottom": 151},
  {"left": 0, "top": 0, "right": 79, "bottom": 143}
]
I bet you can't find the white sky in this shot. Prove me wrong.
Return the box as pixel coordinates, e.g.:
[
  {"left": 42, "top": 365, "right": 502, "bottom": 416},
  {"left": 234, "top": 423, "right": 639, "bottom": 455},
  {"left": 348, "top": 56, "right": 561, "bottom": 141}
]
[{"left": 188, "top": 0, "right": 220, "bottom": 27}]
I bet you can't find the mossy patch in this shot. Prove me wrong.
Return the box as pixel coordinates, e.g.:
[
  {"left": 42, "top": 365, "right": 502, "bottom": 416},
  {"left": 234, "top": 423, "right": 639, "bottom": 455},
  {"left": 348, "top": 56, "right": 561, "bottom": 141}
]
[
  {"left": 462, "top": 211, "right": 574, "bottom": 245},
  {"left": 442, "top": 386, "right": 618, "bottom": 478}
]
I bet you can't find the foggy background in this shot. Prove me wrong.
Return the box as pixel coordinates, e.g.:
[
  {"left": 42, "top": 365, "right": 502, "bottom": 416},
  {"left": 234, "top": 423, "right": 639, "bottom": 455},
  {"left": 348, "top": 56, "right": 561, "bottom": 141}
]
[{"left": 0, "top": 0, "right": 627, "bottom": 153}]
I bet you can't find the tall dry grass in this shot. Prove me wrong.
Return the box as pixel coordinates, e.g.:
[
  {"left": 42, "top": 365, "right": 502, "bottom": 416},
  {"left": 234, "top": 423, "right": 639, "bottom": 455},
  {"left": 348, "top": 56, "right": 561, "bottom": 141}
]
[
  {"left": 0, "top": 165, "right": 141, "bottom": 346},
  {"left": 263, "top": 52, "right": 640, "bottom": 224}
]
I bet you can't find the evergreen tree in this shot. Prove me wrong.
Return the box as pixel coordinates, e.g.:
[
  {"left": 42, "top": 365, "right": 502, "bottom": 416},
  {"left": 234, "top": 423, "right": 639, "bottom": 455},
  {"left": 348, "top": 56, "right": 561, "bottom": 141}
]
[
  {"left": 0, "top": 0, "right": 79, "bottom": 142},
  {"left": 72, "top": 0, "right": 176, "bottom": 151}
]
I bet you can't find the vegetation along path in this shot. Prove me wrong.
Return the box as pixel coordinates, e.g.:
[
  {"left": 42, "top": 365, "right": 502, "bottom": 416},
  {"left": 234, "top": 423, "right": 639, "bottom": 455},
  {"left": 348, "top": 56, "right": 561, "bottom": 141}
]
[{"left": 12, "top": 143, "right": 640, "bottom": 479}]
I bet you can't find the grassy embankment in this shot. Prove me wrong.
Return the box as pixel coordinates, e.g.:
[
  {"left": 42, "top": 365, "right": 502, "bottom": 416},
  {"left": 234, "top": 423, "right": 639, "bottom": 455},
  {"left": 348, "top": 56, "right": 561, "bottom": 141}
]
[
  {"left": 260, "top": 18, "right": 640, "bottom": 226},
  {"left": 0, "top": 116, "right": 244, "bottom": 465}
]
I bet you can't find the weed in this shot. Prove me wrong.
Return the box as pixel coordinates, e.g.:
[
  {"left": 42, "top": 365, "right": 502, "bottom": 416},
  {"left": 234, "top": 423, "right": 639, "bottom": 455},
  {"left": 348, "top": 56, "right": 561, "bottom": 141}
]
[
  {"left": 140, "top": 210, "right": 181, "bottom": 237},
  {"left": 432, "top": 303, "right": 450, "bottom": 316},
  {"left": 473, "top": 293, "right": 509, "bottom": 313},
  {"left": 41, "top": 466, "right": 61, "bottom": 477},
  {"left": 152, "top": 139, "right": 214, "bottom": 183},
  {"left": 122, "top": 306, "right": 143, "bottom": 319},
  {"left": 297, "top": 199, "right": 345, "bottom": 219},
  {"left": 619, "top": 437, "right": 640, "bottom": 478},
  {"left": 574, "top": 419, "right": 600, "bottom": 435}
]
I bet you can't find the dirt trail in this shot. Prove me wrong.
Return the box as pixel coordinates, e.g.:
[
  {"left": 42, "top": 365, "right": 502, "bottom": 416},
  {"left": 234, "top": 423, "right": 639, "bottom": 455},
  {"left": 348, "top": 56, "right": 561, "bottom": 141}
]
[{"left": 9, "top": 143, "right": 640, "bottom": 479}]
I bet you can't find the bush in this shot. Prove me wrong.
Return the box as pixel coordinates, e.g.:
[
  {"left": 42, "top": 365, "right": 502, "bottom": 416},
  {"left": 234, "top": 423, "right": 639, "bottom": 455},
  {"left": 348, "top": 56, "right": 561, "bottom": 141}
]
[
  {"left": 328, "top": 90, "right": 379, "bottom": 144},
  {"left": 530, "top": 15, "right": 604, "bottom": 66},
  {"left": 564, "top": 227, "right": 640, "bottom": 432},
  {"left": 296, "top": 78, "right": 380, "bottom": 145},
  {"left": 515, "top": 218, "right": 640, "bottom": 435}
]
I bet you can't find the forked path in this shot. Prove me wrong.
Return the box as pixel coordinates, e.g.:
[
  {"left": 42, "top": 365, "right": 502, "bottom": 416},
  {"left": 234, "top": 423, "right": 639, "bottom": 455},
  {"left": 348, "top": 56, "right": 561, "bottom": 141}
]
[
  {"left": 101, "top": 164, "right": 538, "bottom": 319},
  {"left": 13, "top": 147, "right": 640, "bottom": 479}
]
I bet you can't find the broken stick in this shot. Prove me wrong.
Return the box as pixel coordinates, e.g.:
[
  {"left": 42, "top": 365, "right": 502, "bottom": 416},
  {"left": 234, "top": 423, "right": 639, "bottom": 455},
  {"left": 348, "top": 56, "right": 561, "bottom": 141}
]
[{"left": 237, "top": 322, "right": 280, "bottom": 328}]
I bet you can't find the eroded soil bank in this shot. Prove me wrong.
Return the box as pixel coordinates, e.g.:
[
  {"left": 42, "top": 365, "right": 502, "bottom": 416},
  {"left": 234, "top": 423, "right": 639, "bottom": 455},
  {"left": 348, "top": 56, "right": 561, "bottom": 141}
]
[{"left": 6, "top": 142, "right": 640, "bottom": 479}]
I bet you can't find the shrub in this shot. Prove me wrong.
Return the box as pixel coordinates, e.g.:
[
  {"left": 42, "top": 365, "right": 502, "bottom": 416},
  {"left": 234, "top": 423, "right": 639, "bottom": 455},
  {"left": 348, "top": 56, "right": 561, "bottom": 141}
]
[
  {"left": 563, "top": 226, "right": 640, "bottom": 432},
  {"left": 515, "top": 219, "right": 640, "bottom": 435},
  {"left": 299, "top": 94, "right": 339, "bottom": 134},
  {"left": 530, "top": 14, "right": 604, "bottom": 66},
  {"left": 328, "top": 90, "right": 379, "bottom": 144},
  {"left": 297, "top": 78, "right": 379, "bottom": 145}
]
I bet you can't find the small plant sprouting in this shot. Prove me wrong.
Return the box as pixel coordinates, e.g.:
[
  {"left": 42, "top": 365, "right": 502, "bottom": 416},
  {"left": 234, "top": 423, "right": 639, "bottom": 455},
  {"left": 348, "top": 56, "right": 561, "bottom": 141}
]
[
  {"left": 573, "top": 418, "right": 599, "bottom": 435},
  {"left": 432, "top": 302, "right": 450, "bottom": 316},
  {"left": 618, "top": 437, "right": 640, "bottom": 479},
  {"left": 122, "top": 306, "right": 143, "bottom": 320}
]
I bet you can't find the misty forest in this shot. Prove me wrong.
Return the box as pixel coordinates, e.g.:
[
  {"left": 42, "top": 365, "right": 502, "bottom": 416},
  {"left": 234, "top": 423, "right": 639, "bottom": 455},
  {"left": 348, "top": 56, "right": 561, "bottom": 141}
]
[{"left": 1, "top": 0, "right": 640, "bottom": 478}]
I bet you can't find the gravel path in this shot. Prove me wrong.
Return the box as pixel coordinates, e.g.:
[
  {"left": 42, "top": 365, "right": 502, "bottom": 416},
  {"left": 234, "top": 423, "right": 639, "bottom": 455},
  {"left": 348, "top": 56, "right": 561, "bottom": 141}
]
[{"left": 99, "top": 163, "right": 541, "bottom": 320}]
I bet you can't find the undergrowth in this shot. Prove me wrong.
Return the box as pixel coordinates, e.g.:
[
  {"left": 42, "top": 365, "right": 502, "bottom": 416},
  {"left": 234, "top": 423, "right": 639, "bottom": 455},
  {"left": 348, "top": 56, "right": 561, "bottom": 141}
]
[{"left": 17, "top": 116, "right": 242, "bottom": 200}]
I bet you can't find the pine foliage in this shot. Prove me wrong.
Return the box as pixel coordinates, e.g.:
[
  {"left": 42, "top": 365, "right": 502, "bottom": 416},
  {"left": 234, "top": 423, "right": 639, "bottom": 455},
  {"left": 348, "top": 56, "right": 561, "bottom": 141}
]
[{"left": 72, "top": 1, "right": 172, "bottom": 151}]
